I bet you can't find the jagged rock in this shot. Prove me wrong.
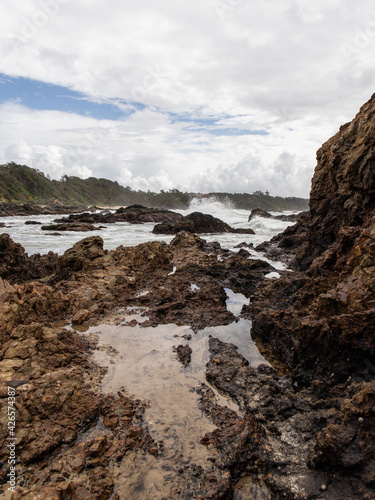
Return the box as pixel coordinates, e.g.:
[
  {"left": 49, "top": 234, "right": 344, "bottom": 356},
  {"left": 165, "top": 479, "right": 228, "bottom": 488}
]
[
  {"left": 250, "top": 94, "right": 375, "bottom": 496},
  {"left": 258, "top": 95, "right": 375, "bottom": 270},
  {"left": 173, "top": 344, "right": 192, "bottom": 367},
  {"left": 248, "top": 207, "right": 305, "bottom": 222},
  {"left": 252, "top": 96, "right": 375, "bottom": 382},
  {"left": 153, "top": 211, "right": 255, "bottom": 235},
  {"left": 255, "top": 211, "right": 310, "bottom": 268},
  {"left": 57, "top": 236, "right": 105, "bottom": 272},
  {"left": 72, "top": 309, "right": 90, "bottom": 324},
  {"left": 170, "top": 231, "right": 206, "bottom": 249},
  {"left": 0, "top": 234, "right": 58, "bottom": 284},
  {"left": 0, "top": 319, "right": 155, "bottom": 498},
  {"left": 202, "top": 337, "right": 374, "bottom": 499}
]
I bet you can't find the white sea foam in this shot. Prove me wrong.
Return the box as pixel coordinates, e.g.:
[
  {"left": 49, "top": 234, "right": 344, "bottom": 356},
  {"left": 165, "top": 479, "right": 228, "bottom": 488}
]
[{"left": 0, "top": 200, "right": 299, "bottom": 256}]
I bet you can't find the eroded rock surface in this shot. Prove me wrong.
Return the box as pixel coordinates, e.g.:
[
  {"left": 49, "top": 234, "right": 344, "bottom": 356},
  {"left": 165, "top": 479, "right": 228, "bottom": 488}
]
[
  {"left": 201, "top": 337, "right": 375, "bottom": 499},
  {"left": 0, "top": 230, "right": 274, "bottom": 498},
  {"left": 0, "top": 233, "right": 58, "bottom": 284},
  {"left": 249, "top": 94, "right": 375, "bottom": 497},
  {"left": 258, "top": 95, "right": 375, "bottom": 271}
]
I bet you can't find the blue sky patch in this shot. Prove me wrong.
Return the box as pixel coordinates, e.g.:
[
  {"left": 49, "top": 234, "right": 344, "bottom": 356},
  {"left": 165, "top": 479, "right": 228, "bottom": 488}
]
[
  {"left": 0, "top": 74, "right": 131, "bottom": 120},
  {"left": 169, "top": 112, "right": 268, "bottom": 136}
]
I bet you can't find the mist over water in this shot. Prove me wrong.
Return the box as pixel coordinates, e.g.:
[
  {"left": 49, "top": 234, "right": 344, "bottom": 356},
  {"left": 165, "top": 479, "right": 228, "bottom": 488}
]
[{"left": 0, "top": 198, "right": 297, "bottom": 256}]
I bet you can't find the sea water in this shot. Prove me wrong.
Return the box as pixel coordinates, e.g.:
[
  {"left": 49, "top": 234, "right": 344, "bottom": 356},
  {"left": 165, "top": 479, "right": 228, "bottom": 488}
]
[{"left": 0, "top": 197, "right": 297, "bottom": 258}]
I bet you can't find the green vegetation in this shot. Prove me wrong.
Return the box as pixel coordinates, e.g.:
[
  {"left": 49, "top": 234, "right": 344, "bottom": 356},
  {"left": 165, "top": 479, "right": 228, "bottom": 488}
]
[{"left": 0, "top": 163, "right": 308, "bottom": 211}]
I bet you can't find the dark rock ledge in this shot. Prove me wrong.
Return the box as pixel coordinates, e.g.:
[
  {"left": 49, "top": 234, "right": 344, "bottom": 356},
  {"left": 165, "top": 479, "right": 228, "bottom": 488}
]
[{"left": 153, "top": 211, "right": 255, "bottom": 235}]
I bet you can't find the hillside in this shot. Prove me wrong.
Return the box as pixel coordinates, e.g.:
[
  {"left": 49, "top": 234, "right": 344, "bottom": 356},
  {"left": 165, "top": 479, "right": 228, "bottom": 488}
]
[{"left": 0, "top": 162, "right": 308, "bottom": 211}]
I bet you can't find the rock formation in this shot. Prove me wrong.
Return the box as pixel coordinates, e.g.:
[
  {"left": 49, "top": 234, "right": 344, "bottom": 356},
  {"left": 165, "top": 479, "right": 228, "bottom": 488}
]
[
  {"left": 0, "top": 203, "right": 96, "bottom": 217},
  {"left": 0, "top": 233, "right": 58, "bottom": 284},
  {"left": 41, "top": 222, "right": 102, "bottom": 232},
  {"left": 249, "top": 93, "right": 375, "bottom": 496},
  {"left": 248, "top": 207, "right": 306, "bottom": 222},
  {"left": 258, "top": 95, "right": 375, "bottom": 270},
  {"left": 153, "top": 211, "right": 255, "bottom": 235},
  {"left": 54, "top": 204, "right": 183, "bottom": 225},
  {"left": 0, "top": 229, "right": 275, "bottom": 498}
]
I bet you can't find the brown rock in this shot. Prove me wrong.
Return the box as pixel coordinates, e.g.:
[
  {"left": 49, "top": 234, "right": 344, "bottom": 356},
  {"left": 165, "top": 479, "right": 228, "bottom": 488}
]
[
  {"left": 173, "top": 344, "right": 192, "bottom": 367},
  {"left": 72, "top": 309, "right": 90, "bottom": 324},
  {"left": 57, "top": 236, "right": 105, "bottom": 273}
]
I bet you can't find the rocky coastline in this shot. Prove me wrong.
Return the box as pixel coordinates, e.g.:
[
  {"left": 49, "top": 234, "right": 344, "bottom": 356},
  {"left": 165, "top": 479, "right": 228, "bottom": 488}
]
[
  {"left": 0, "top": 202, "right": 98, "bottom": 218},
  {"left": 0, "top": 95, "right": 375, "bottom": 499}
]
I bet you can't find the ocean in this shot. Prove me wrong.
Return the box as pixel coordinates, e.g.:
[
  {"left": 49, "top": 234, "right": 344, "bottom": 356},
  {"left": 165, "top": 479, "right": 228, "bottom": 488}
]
[{"left": 0, "top": 197, "right": 295, "bottom": 269}]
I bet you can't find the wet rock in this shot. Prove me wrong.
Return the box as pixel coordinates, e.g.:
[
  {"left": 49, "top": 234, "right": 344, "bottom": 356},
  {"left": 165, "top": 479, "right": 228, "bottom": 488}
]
[
  {"left": 0, "top": 233, "right": 58, "bottom": 284},
  {"left": 54, "top": 204, "right": 183, "bottom": 225},
  {"left": 173, "top": 344, "right": 192, "bottom": 367},
  {"left": 170, "top": 231, "right": 206, "bottom": 249},
  {"left": 233, "top": 480, "right": 272, "bottom": 500},
  {"left": 114, "top": 204, "right": 183, "bottom": 223},
  {"left": 41, "top": 223, "right": 101, "bottom": 232},
  {"left": 249, "top": 94, "right": 375, "bottom": 498},
  {"left": 248, "top": 207, "right": 306, "bottom": 222},
  {"left": 153, "top": 212, "right": 255, "bottom": 235},
  {"left": 57, "top": 236, "right": 105, "bottom": 273},
  {"left": 0, "top": 314, "right": 156, "bottom": 498},
  {"left": 252, "top": 216, "right": 375, "bottom": 385},
  {"left": 72, "top": 309, "right": 90, "bottom": 325},
  {"left": 0, "top": 202, "right": 95, "bottom": 217},
  {"left": 203, "top": 338, "right": 373, "bottom": 499},
  {"left": 255, "top": 211, "right": 310, "bottom": 268}
]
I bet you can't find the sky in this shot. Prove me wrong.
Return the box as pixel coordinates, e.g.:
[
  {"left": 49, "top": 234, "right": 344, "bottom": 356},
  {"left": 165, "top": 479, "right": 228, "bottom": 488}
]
[{"left": 0, "top": 1, "right": 374, "bottom": 197}]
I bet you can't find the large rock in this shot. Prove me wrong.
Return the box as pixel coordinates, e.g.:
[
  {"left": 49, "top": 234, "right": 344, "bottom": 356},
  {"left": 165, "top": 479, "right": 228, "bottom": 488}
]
[
  {"left": 57, "top": 236, "right": 105, "bottom": 272},
  {"left": 247, "top": 95, "right": 375, "bottom": 494},
  {"left": 0, "top": 233, "right": 58, "bottom": 284},
  {"left": 252, "top": 95, "right": 375, "bottom": 378},
  {"left": 258, "top": 95, "right": 375, "bottom": 270},
  {"left": 153, "top": 211, "right": 255, "bottom": 235},
  {"left": 250, "top": 94, "right": 375, "bottom": 494}
]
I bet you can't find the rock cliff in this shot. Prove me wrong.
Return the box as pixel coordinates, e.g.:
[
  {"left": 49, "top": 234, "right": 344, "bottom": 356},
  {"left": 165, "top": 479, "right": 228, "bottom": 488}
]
[
  {"left": 250, "top": 94, "right": 375, "bottom": 496},
  {"left": 258, "top": 94, "right": 375, "bottom": 270}
]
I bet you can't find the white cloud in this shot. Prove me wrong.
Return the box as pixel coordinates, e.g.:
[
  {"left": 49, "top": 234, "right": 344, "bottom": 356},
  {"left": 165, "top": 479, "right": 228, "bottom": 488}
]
[{"left": 0, "top": 0, "right": 375, "bottom": 197}]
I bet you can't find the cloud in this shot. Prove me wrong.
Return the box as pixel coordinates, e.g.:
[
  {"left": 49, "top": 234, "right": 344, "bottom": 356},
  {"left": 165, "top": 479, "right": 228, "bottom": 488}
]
[{"left": 0, "top": 1, "right": 375, "bottom": 197}]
